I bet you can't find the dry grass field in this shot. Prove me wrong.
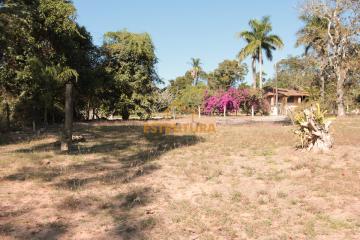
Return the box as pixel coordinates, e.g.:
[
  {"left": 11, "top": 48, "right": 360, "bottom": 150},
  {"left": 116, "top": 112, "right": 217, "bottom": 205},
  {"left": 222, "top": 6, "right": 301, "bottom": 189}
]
[{"left": 0, "top": 116, "right": 360, "bottom": 240}]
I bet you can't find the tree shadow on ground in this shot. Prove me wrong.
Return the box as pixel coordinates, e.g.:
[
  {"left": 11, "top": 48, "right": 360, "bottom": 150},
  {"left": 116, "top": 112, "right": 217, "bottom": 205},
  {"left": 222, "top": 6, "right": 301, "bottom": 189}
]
[
  {"left": 0, "top": 124, "right": 62, "bottom": 147},
  {"left": 106, "top": 186, "right": 157, "bottom": 240},
  {"left": 0, "top": 221, "right": 68, "bottom": 240},
  {"left": 2, "top": 124, "right": 202, "bottom": 239}
]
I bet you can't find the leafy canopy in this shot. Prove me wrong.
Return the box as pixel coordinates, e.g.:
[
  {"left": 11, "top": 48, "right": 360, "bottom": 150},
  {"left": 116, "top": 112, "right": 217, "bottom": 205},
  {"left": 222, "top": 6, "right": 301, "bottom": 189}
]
[
  {"left": 102, "top": 30, "right": 160, "bottom": 119},
  {"left": 208, "top": 60, "right": 248, "bottom": 90}
]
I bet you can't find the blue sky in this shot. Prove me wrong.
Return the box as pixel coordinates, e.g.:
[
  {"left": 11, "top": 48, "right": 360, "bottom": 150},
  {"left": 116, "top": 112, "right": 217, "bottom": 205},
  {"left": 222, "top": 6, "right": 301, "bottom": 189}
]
[{"left": 73, "top": 0, "right": 305, "bottom": 86}]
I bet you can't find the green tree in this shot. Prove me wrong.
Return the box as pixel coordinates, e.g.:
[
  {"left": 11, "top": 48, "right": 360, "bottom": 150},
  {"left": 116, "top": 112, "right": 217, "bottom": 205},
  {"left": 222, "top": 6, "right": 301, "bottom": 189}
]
[
  {"left": 267, "top": 56, "right": 317, "bottom": 89},
  {"left": 0, "top": 0, "right": 95, "bottom": 151},
  {"left": 171, "top": 84, "right": 206, "bottom": 117},
  {"left": 208, "top": 60, "right": 248, "bottom": 90},
  {"left": 238, "top": 16, "right": 284, "bottom": 89},
  {"left": 102, "top": 30, "right": 160, "bottom": 120},
  {"left": 168, "top": 71, "right": 194, "bottom": 96}
]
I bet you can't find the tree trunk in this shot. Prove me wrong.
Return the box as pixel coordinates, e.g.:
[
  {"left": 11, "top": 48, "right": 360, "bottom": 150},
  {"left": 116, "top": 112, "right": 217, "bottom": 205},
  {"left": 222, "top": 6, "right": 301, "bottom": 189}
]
[
  {"left": 4, "top": 102, "right": 10, "bottom": 131},
  {"left": 92, "top": 107, "right": 96, "bottom": 120},
  {"left": 94, "top": 111, "right": 100, "bottom": 120},
  {"left": 223, "top": 105, "right": 226, "bottom": 117},
  {"left": 32, "top": 106, "right": 36, "bottom": 133},
  {"left": 193, "top": 72, "right": 198, "bottom": 86},
  {"left": 44, "top": 105, "right": 48, "bottom": 127},
  {"left": 61, "top": 83, "right": 73, "bottom": 152},
  {"left": 259, "top": 47, "right": 263, "bottom": 89},
  {"left": 252, "top": 57, "right": 257, "bottom": 89},
  {"left": 52, "top": 105, "right": 55, "bottom": 125},
  {"left": 320, "top": 75, "right": 325, "bottom": 102},
  {"left": 121, "top": 108, "right": 130, "bottom": 121},
  {"left": 198, "top": 106, "right": 201, "bottom": 118},
  {"left": 336, "top": 68, "right": 346, "bottom": 117},
  {"left": 87, "top": 100, "right": 90, "bottom": 120},
  {"left": 251, "top": 105, "right": 254, "bottom": 117}
]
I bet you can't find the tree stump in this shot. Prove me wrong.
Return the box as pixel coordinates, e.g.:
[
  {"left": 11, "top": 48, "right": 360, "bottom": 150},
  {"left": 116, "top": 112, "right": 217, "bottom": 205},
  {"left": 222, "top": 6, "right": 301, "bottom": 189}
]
[{"left": 294, "top": 104, "right": 333, "bottom": 152}]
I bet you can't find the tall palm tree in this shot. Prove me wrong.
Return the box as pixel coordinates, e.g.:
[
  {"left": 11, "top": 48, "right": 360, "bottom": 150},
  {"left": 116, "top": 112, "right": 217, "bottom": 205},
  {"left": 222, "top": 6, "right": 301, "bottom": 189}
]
[
  {"left": 190, "top": 58, "right": 202, "bottom": 86},
  {"left": 238, "top": 16, "right": 284, "bottom": 89}
]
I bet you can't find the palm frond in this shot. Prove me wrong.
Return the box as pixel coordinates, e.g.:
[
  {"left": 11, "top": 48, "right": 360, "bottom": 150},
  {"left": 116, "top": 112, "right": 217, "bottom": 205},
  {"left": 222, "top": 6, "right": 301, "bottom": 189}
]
[
  {"left": 237, "top": 40, "right": 260, "bottom": 60},
  {"left": 296, "top": 15, "right": 328, "bottom": 55},
  {"left": 265, "top": 35, "right": 284, "bottom": 48},
  {"left": 58, "top": 67, "right": 79, "bottom": 83},
  {"left": 265, "top": 47, "right": 273, "bottom": 61},
  {"left": 248, "top": 19, "right": 261, "bottom": 32},
  {"left": 259, "top": 16, "right": 272, "bottom": 35},
  {"left": 237, "top": 31, "right": 256, "bottom": 42},
  {"left": 190, "top": 58, "right": 201, "bottom": 68}
]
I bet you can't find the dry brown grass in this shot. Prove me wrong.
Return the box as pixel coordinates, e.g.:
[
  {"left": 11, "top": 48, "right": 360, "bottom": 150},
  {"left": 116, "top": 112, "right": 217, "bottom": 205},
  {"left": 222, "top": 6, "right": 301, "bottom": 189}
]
[{"left": 0, "top": 116, "right": 360, "bottom": 239}]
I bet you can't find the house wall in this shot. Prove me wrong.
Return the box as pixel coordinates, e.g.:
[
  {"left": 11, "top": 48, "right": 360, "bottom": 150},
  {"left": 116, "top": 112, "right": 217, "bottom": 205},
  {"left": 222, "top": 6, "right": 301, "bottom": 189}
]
[{"left": 265, "top": 90, "right": 308, "bottom": 115}]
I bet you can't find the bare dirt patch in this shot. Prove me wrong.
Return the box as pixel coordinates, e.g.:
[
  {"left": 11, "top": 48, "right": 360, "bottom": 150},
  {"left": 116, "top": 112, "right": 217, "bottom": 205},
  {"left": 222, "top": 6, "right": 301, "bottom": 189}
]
[{"left": 0, "top": 117, "right": 359, "bottom": 239}]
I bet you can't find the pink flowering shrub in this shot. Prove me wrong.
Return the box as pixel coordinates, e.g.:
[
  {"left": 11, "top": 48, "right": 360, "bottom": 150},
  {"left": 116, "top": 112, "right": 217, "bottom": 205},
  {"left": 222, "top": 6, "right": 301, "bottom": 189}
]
[
  {"left": 203, "top": 88, "right": 270, "bottom": 115},
  {"left": 203, "top": 94, "right": 220, "bottom": 114}
]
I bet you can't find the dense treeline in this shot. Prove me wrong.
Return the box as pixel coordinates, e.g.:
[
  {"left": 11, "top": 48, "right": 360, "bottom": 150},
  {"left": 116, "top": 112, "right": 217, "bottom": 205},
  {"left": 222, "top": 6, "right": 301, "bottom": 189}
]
[
  {"left": 0, "top": 0, "right": 84, "bottom": 129},
  {"left": 0, "top": 0, "right": 161, "bottom": 131},
  {"left": 0, "top": 0, "right": 101, "bottom": 130}
]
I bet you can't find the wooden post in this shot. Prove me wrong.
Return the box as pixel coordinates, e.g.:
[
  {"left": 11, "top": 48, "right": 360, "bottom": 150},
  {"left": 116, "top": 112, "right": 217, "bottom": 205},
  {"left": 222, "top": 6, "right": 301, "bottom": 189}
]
[
  {"left": 61, "top": 83, "right": 73, "bottom": 152},
  {"left": 198, "top": 106, "right": 201, "bottom": 118},
  {"left": 275, "top": 63, "right": 279, "bottom": 116}
]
